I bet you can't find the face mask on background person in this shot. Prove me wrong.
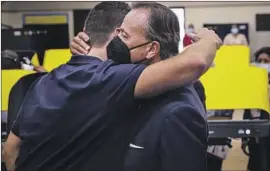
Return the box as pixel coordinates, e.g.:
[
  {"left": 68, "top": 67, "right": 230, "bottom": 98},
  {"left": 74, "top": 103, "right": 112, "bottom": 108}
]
[
  {"left": 253, "top": 63, "right": 270, "bottom": 73},
  {"left": 107, "top": 36, "right": 152, "bottom": 64},
  {"left": 231, "top": 27, "right": 239, "bottom": 35},
  {"left": 258, "top": 63, "right": 270, "bottom": 73},
  {"left": 186, "top": 28, "right": 194, "bottom": 34}
]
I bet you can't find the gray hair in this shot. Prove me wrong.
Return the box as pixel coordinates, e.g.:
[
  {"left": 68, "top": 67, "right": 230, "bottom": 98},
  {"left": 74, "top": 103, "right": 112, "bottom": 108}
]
[{"left": 132, "top": 2, "right": 180, "bottom": 60}]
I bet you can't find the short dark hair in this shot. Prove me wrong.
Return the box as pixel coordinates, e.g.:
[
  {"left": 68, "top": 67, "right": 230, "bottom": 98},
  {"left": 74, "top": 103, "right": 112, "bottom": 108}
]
[
  {"left": 255, "top": 47, "right": 270, "bottom": 62},
  {"left": 188, "top": 23, "right": 194, "bottom": 29},
  {"left": 132, "top": 2, "right": 180, "bottom": 60},
  {"left": 84, "top": 1, "right": 131, "bottom": 46}
]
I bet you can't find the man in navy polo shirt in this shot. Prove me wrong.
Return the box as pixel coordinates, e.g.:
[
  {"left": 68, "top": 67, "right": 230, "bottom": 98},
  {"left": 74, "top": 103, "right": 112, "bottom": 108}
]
[{"left": 4, "top": 2, "right": 221, "bottom": 171}]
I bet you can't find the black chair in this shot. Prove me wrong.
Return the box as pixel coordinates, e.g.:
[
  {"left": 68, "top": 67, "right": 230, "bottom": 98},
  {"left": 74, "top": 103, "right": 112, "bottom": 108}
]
[{"left": 6, "top": 72, "right": 47, "bottom": 134}]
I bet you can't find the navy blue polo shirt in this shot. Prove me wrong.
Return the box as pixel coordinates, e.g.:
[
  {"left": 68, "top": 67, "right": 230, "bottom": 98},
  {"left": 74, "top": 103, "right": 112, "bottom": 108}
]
[
  {"left": 124, "top": 85, "right": 208, "bottom": 171},
  {"left": 12, "top": 55, "right": 146, "bottom": 171}
]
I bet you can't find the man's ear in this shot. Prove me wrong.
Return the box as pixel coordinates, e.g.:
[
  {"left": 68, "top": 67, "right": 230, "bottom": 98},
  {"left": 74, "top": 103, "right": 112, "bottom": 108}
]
[
  {"left": 114, "top": 28, "right": 121, "bottom": 35},
  {"left": 146, "top": 41, "right": 160, "bottom": 59}
]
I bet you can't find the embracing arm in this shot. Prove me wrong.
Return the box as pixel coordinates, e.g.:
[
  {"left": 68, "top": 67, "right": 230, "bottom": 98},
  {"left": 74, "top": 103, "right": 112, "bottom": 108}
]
[
  {"left": 70, "top": 29, "right": 221, "bottom": 99},
  {"left": 134, "top": 29, "right": 221, "bottom": 98}
]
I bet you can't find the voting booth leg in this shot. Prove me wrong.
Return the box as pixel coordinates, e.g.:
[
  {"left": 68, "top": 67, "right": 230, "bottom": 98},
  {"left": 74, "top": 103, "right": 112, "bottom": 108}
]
[
  {"left": 1, "top": 162, "right": 7, "bottom": 171},
  {"left": 247, "top": 138, "right": 270, "bottom": 171},
  {"left": 207, "top": 153, "right": 223, "bottom": 171},
  {"left": 258, "top": 141, "right": 270, "bottom": 171}
]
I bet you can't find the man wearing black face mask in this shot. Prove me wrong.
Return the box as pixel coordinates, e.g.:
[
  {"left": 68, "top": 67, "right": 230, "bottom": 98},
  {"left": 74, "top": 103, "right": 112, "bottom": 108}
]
[
  {"left": 110, "top": 3, "right": 208, "bottom": 171},
  {"left": 107, "top": 37, "right": 152, "bottom": 64},
  {"left": 9, "top": 2, "right": 221, "bottom": 171}
]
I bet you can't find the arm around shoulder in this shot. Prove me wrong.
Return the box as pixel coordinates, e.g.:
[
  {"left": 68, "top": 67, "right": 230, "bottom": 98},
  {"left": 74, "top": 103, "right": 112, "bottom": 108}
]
[{"left": 134, "top": 38, "right": 218, "bottom": 98}]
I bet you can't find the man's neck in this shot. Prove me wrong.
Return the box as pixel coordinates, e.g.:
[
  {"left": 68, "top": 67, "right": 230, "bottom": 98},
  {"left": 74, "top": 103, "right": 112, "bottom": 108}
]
[
  {"left": 149, "top": 55, "right": 163, "bottom": 65},
  {"left": 87, "top": 46, "right": 107, "bottom": 61}
]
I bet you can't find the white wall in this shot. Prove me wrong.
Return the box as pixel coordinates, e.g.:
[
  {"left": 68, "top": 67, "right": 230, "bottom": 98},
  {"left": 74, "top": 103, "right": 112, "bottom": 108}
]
[
  {"left": 1, "top": 12, "right": 22, "bottom": 28},
  {"left": 2, "top": 1, "right": 270, "bottom": 55}
]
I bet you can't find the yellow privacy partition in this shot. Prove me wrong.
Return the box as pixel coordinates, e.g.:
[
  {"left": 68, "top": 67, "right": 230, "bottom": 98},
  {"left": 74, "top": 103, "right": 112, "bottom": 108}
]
[
  {"left": 213, "top": 45, "right": 250, "bottom": 67},
  {"left": 31, "top": 53, "right": 40, "bottom": 66},
  {"left": 43, "top": 49, "right": 72, "bottom": 71},
  {"left": 200, "top": 45, "right": 270, "bottom": 113},
  {"left": 23, "top": 13, "right": 68, "bottom": 25},
  {"left": 1, "top": 70, "right": 35, "bottom": 111}
]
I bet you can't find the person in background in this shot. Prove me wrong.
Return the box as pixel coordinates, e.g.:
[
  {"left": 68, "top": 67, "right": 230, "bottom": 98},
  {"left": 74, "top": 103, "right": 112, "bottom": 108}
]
[
  {"left": 255, "top": 47, "right": 270, "bottom": 64},
  {"left": 242, "top": 47, "right": 270, "bottom": 171},
  {"left": 1, "top": 49, "right": 47, "bottom": 72},
  {"left": 183, "top": 23, "right": 194, "bottom": 47},
  {"left": 223, "top": 24, "right": 248, "bottom": 45},
  {"left": 1, "top": 50, "right": 22, "bottom": 69}
]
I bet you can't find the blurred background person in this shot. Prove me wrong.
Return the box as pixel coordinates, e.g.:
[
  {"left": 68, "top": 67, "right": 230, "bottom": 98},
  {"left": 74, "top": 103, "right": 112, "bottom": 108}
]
[
  {"left": 255, "top": 47, "right": 270, "bottom": 64},
  {"left": 2, "top": 50, "right": 22, "bottom": 70},
  {"left": 183, "top": 23, "right": 194, "bottom": 47},
  {"left": 1, "top": 49, "right": 47, "bottom": 72},
  {"left": 242, "top": 47, "right": 270, "bottom": 171},
  {"left": 223, "top": 24, "right": 248, "bottom": 45}
]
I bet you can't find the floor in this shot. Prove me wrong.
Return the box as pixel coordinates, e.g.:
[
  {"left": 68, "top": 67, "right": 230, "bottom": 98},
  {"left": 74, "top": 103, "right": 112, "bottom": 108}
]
[{"left": 222, "top": 139, "right": 249, "bottom": 170}]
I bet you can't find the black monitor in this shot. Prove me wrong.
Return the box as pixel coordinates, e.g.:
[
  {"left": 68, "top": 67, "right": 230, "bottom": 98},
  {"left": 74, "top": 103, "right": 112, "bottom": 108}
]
[
  {"left": 73, "top": 10, "right": 91, "bottom": 36},
  {"left": 1, "top": 24, "right": 69, "bottom": 65},
  {"left": 22, "top": 24, "right": 69, "bottom": 64},
  {"left": 23, "top": 24, "right": 69, "bottom": 50},
  {"left": 256, "top": 14, "right": 270, "bottom": 31},
  {"left": 1, "top": 29, "right": 33, "bottom": 51}
]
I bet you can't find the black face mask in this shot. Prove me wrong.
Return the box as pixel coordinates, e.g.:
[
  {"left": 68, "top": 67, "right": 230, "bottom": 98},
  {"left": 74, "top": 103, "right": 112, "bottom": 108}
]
[{"left": 107, "top": 36, "right": 151, "bottom": 64}]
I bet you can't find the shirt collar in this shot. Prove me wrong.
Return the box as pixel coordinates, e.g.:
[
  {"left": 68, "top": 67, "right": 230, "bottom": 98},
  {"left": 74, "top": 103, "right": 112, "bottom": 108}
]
[{"left": 68, "top": 55, "right": 103, "bottom": 65}]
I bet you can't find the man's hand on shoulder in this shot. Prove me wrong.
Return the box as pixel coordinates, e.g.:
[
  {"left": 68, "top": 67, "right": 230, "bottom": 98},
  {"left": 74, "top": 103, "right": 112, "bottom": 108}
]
[
  {"left": 70, "top": 32, "right": 91, "bottom": 55},
  {"left": 189, "top": 28, "right": 222, "bottom": 50}
]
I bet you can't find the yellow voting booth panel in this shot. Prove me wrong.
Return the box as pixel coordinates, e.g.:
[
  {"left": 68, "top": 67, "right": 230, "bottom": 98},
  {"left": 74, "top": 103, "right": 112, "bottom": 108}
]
[
  {"left": 213, "top": 45, "right": 250, "bottom": 67},
  {"left": 1, "top": 70, "right": 35, "bottom": 111},
  {"left": 23, "top": 14, "right": 68, "bottom": 25},
  {"left": 31, "top": 53, "right": 40, "bottom": 66},
  {"left": 200, "top": 45, "right": 270, "bottom": 113},
  {"left": 43, "top": 49, "right": 72, "bottom": 71}
]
